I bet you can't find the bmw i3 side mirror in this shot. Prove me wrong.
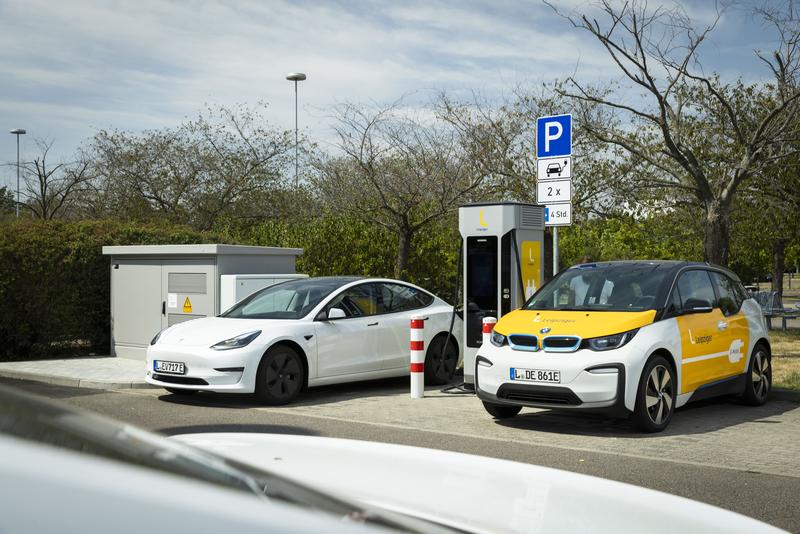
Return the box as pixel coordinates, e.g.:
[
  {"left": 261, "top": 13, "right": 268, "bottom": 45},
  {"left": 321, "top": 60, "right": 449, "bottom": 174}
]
[
  {"left": 683, "top": 298, "right": 713, "bottom": 314},
  {"left": 327, "top": 308, "right": 347, "bottom": 320}
]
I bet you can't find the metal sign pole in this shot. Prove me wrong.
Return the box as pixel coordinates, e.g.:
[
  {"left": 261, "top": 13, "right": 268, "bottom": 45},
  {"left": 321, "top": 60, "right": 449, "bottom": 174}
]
[{"left": 553, "top": 226, "right": 559, "bottom": 275}]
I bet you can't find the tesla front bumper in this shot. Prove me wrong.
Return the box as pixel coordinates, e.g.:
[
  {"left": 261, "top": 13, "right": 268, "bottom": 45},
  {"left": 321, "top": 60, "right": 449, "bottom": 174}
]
[
  {"left": 475, "top": 344, "right": 629, "bottom": 415},
  {"left": 145, "top": 344, "right": 261, "bottom": 393}
]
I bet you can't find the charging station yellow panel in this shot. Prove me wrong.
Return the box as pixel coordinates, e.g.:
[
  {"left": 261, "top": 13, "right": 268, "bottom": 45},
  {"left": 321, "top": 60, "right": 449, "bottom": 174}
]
[{"left": 521, "top": 241, "right": 542, "bottom": 299}]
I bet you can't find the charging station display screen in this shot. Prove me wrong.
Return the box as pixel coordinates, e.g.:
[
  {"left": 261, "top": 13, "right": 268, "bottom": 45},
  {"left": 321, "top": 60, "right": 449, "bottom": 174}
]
[{"left": 466, "top": 236, "right": 497, "bottom": 348}]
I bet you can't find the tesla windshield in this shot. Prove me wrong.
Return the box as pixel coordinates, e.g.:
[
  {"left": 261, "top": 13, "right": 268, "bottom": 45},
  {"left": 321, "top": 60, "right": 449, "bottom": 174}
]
[
  {"left": 221, "top": 277, "right": 357, "bottom": 320},
  {"left": 525, "top": 263, "right": 670, "bottom": 312}
]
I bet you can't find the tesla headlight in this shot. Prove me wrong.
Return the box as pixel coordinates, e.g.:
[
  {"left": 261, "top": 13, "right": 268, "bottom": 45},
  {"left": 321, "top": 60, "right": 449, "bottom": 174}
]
[
  {"left": 150, "top": 330, "right": 165, "bottom": 346},
  {"left": 210, "top": 330, "right": 262, "bottom": 351},
  {"left": 490, "top": 330, "right": 506, "bottom": 347},
  {"left": 586, "top": 329, "right": 638, "bottom": 351}
]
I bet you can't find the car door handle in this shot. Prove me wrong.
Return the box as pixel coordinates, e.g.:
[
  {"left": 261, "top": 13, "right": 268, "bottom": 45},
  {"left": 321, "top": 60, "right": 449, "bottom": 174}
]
[
  {"left": 367, "top": 322, "right": 379, "bottom": 327},
  {"left": 717, "top": 321, "right": 728, "bottom": 331}
]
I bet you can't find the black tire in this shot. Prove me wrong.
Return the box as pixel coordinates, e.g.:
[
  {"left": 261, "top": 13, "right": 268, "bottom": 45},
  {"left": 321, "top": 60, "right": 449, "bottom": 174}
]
[
  {"left": 482, "top": 401, "right": 522, "bottom": 419},
  {"left": 255, "top": 345, "right": 305, "bottom": 406},
  {"left": 633, "top": 355, "right": 676, "bottom": 433},
  {"left": 164, "top": 387, "right": 198, "bottom": 395},
  {"left": 425, "top": 335, "right": 459, "bottom": 385},
  {"left": 742, "top": 343, "right": 771, "bottom": 406}
]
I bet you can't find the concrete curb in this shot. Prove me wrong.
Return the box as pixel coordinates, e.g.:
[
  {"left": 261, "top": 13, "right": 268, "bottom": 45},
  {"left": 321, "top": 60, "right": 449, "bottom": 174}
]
[{"left": 0, "top": 369, "right": 155, "bottom": 390}]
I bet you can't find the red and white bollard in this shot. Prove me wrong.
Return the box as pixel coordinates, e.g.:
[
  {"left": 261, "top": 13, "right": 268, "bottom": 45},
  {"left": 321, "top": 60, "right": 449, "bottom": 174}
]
[
  {"left": 410, "top": 315, "right": 425, "bottom": 398},
  {"left": 482, "top": 317, "right": 497, "bottom": 347}
]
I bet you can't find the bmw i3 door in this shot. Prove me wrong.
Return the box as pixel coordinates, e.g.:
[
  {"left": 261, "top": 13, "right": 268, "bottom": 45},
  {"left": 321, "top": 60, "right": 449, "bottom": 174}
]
[{"left": 675, "top": 269, "right": 739, "bottom": 394}]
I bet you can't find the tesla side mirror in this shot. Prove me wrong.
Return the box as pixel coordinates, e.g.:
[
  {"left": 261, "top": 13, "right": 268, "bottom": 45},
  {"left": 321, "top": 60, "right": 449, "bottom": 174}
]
[
  {"left": 327, "top": 308, "right": 347, "bottom": 320},
  {"left": 682, "top": 298, "right": 713, "bottom": 314}
]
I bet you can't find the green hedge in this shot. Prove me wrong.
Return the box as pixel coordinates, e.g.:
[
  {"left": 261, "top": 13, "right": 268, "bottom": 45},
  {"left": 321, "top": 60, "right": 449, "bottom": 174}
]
[
  {"left": 0, "top": 216, "right": 461, "bottom": 360},
  {"left": 0, "top": 220, "right": 212, "bottom": 359}
]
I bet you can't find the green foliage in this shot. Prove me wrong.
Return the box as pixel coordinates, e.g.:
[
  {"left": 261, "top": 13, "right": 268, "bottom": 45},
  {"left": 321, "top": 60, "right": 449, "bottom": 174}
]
[
  {"left": 0, "top": 187, "right": 14, "bottom": 217},
  {"left": 0, "top": 219, "right": 212, "bottom": 359},
  {"left": 559, "top": 212, "right": 703, "bottom": 266},
  {"left": 215, "top": 214, "right": 460, "bottom": 299}
]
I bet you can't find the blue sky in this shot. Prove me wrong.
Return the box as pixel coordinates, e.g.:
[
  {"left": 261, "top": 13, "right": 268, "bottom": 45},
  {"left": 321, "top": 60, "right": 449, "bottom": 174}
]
[{"left": 0, "top": 0, "right": 784, "bottom": 189}]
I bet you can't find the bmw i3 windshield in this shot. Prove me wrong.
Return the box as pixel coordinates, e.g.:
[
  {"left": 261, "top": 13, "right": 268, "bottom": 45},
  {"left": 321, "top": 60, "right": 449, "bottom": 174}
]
[{"left": 525, "top": 263, "right": 671, "bottom": 312}]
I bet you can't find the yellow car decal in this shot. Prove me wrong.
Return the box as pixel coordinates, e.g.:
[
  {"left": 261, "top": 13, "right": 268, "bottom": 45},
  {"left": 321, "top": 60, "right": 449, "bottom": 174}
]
[
  {"left": 677, "top": 310, "right": 750, "bottom": 394},
  {"left": 494, "top": 309, "right": 657, "bottom": 339}
]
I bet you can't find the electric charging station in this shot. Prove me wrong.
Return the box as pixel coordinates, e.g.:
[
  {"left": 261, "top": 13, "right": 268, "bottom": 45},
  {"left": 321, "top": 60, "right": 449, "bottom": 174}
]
[{"left": 458, "top": 202, "right": 545, "bottom": 387}]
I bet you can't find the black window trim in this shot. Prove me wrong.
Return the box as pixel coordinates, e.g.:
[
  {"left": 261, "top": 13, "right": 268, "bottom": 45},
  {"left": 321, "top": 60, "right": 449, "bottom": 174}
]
[
  {"left": 709, "top": 270, "right": 744, "bottom": 317},
  {"left": 668, "top": 267, "right": 719, "bottom": 312},
  {"left": 316, "top": 281, "right": 435, "bottom": 321}
]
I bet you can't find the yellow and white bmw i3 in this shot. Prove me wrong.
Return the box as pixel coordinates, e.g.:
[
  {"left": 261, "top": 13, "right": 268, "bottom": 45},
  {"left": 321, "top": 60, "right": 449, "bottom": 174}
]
[{"left": 475, "top": 261, "right": 771, "bottom": 432}]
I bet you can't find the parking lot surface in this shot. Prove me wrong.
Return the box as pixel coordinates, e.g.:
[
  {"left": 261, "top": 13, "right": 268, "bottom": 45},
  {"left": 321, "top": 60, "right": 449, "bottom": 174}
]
[{"left": 3, "top": 376, "right": 799, "bottom": 531}]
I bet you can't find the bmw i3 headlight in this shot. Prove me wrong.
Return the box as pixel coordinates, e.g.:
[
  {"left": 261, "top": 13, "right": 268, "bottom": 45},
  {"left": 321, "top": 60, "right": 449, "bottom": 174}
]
[
  {"left": 210, "top": 330, "right": 262, "bottom": 351},
  {"left": 586, "top": 329, "right": 638, "bottom": 351},
  {"left": 490, "top": 330, "right": 506, "bottom": 347}
]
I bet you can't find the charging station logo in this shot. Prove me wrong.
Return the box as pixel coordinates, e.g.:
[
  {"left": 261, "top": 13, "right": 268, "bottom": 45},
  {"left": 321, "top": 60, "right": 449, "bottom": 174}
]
[{"left": 477, "top": 209, "right": 489, "bottom": 231}]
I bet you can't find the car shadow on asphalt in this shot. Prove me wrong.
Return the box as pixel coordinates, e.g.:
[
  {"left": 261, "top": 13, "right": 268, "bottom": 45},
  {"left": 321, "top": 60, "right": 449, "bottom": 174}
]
[
  {"left": 156, "top": 376, "right": 418, "bottom": 409},
  {"left": 157, "top": 423, "right": 321, "bottom": 437},
  {"left": 494, "top": 393, "right": 798, "bottom": 438}
]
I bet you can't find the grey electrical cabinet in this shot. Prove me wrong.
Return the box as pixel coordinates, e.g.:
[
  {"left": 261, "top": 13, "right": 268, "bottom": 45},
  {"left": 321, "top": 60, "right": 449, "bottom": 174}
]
[{"left": 102, "top": 244, "right": 304, "bottom": 360}]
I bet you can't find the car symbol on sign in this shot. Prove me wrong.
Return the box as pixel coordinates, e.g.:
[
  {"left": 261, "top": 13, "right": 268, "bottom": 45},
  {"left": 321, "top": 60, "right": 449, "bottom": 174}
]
[{"left": 546, "top": 160, "right": 568, "bottom": 177}]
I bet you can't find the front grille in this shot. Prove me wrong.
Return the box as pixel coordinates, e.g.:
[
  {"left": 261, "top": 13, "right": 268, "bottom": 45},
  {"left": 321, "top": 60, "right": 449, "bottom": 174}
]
[
  {"left": 508, "top": 334, "right": 538, "bottom": 351},
  {"left": 152, "top": 374, "right": 208, "bottom": 385},
  {"left": 497, "top": 384, "right": 582, "bottom": 406},
  {"left": 542, "top": 336, "right": 581, "bottom": 352}
]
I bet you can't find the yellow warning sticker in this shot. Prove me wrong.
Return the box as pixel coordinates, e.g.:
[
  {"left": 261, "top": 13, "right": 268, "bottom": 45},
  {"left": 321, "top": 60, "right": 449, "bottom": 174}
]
[{"left": 183, "top": 297, "right": 192, "bottom": 313}]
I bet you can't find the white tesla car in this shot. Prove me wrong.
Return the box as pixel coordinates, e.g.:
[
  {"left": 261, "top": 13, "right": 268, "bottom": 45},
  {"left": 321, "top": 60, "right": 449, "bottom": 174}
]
[{"left": 146, "top": 277, "right": 462, "bottom": 404}]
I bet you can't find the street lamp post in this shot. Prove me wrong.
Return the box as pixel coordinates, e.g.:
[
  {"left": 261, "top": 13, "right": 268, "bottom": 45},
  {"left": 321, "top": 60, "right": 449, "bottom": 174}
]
[
  {"left": 9, "top": 128, "right": 26, "bottom": 217},
  {"left": 285, "top": 72, "right": 306, "bottom": 188}
]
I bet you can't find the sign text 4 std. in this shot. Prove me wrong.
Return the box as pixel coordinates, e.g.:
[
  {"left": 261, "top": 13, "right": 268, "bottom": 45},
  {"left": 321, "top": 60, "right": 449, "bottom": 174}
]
[{"left": 544, "top": 204, "right": 572, "bottom": 226}]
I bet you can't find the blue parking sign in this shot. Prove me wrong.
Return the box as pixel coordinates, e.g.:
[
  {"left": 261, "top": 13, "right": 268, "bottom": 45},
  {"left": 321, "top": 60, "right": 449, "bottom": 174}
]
[{"left": 536, "top": 114, "right": 572, "bottom": 158}]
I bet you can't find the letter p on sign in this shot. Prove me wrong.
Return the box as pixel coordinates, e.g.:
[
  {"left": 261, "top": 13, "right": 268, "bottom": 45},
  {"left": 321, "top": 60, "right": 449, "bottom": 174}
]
[{"left": 536, "top": 114, "right": 572, "bottom": 158}]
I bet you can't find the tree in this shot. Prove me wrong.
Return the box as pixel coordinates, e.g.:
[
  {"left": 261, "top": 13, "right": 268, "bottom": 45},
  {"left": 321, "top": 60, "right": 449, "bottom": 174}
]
[
  {"left": 20, "top": 140, "right": 93, "bottom": 220},
  {"left": 86, "top": 103, "right": 294, "bottom": 229},
  {"left": 312, "top": 100, "right": 488, "bottom": 279},
  {"left": 548, "top": 0, "right": 800, "bottom": 266},
  {"left": 0, "top": 186, "right": 13, "bottom": 217}
]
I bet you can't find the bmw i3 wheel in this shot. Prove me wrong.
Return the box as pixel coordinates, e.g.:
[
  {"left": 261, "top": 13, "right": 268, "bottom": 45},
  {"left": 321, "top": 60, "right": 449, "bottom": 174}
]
[
  {"left": 482, "top": 401, "right": 522, "bottom": 419},
  {"left": 633, "top": 356, "right": 675, "bottom": 433},
  {"left": 255, "top": 345, "right": 305, "bottom": 406},
  {"left": 743, "top": 344, "right": 771, "bottom": 406}
]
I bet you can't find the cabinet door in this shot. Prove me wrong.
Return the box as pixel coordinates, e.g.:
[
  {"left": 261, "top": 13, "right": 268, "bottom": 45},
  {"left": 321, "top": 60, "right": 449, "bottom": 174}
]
[
  {"left": 162, "top": 262, "right": 215, "bottom": 328},
  {"left": 112, "top": 260, "right": 162, "bottom": 350}
]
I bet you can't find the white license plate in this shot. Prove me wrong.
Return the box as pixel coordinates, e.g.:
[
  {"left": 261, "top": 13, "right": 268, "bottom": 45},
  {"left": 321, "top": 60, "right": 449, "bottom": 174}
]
[
  {"left": 510, "top": 367, "right": 561, "bottom": 383},
  {"left": 154, "top": 360, "right": 185, "bottom": 375}
]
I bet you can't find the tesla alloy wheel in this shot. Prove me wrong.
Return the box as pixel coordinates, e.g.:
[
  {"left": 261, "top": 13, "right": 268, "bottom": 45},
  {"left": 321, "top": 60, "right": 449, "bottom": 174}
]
[
  {"left": 256, "top": 345, "right": 305, "bottom": 406},
  {"left": 425, "top": 335, "right": 458, "bottom": 385},
  {"left": 633, "top": 356, "right": 675, "bottom": 433}
]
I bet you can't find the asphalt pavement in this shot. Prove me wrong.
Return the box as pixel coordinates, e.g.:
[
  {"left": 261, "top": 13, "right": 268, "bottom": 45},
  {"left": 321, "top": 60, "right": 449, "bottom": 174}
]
[{"left": 3, "top": 376, "right": 799, "bottom": 532}]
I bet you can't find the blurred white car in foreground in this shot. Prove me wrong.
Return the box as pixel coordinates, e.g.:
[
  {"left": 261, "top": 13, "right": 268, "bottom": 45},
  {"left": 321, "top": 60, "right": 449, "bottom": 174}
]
[{"left": 0, "top": 385, "right": 782, "bottom": 534}]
